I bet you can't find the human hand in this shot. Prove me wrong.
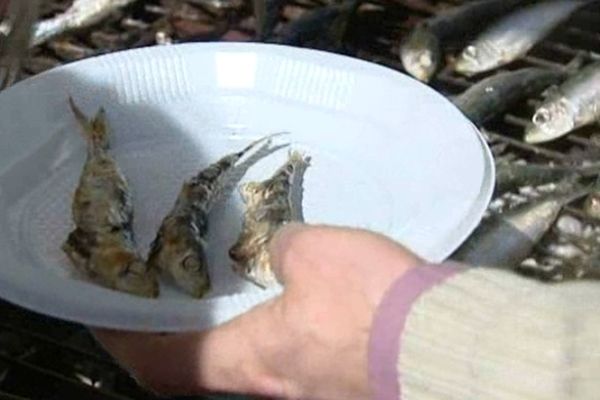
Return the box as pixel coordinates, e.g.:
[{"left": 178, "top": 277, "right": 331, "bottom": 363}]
[{"left": 93, "top": 224, "right": 423, "bottom": 400}]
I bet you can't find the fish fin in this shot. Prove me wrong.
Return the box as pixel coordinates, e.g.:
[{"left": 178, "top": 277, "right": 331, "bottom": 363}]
[
  {"left": 68, "top": 96, "right": 110, "bottom": 151},
  {"left": 287, "top": 151, "right": 311, "bottom": 222}
]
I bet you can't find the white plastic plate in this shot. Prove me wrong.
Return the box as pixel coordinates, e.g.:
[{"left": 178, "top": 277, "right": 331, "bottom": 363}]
[{"left": 0, "top": 43, "right": 494, "bottom": 332}]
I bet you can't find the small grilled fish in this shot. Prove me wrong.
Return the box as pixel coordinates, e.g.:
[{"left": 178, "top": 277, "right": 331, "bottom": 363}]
[
  {"left": 62, "top": 98, "right": 158, "bottom": 298},
  {"left": 230, "top": 151, "right": 310, "bottom": 288},
  {"left": 400, "top": 0, "right": 524, "bottom": 82},
  {"left": 0, "top": 0, "right": 39, "bottom": 89},
  {"left": 32, "top": 0, "right": 137, "bottom": 47},
  {"left": 452, "top": 180, "right": 592, "bottom": 269},
  {"left": 525, "top": 61, "right": 600, "bottom": 144},
  {"left": 148, "top": 134, "right": 286, "bottom": 298},
  {"left": 454, "top": 0, "right": 590, "bottom": 77},
  {"left": 452, "top": 67, "right": 563, "bottom": 126},
  {"left": 496, "top": 160, "right": 600, "bottom": 194},
  {"left": 278, "top": 0, "right": 360, "bottom": 49}
]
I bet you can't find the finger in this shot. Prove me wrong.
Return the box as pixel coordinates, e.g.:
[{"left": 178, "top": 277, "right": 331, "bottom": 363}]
[
  {"left": 92, "top": 298, "right": 289, "bottom": 398},
  {"left": 269, "top": 223, "right": 424, "bottom": 286}
]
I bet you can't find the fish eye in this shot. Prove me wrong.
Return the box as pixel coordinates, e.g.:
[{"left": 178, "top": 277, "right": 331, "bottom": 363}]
[
  {"left": 182, "top": 255, "right": 201, "bottom": 272},
  {"left": 464, "top": 45, "right": 478, "bottom": 60},
  {"left": 533, "top": 108, "right": 551, "bottom": 125}
]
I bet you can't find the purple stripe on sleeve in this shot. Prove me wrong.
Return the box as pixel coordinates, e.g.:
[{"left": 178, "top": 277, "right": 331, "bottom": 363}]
[{"left": 368, "top": 263, "right": 463, "bottom": 400}]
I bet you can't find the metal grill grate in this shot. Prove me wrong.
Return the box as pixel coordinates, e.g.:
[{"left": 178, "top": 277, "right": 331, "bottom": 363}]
[{"left": 1, "top": 0, "right": 599, "bottom": 399}]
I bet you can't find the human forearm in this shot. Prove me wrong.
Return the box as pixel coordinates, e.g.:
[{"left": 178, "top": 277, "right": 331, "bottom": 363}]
[{"left": 375, "top": 264, "right": 600, "bottom": 400}]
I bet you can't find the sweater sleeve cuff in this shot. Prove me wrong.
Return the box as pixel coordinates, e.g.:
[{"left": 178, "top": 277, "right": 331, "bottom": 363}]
[{"left": 368, "top": 262, "right": 464, "bottom": 400}]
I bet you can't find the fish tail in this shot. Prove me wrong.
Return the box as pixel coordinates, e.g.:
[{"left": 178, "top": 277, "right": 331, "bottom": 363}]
[
  {"left": 287, "top": 150, "right": 311, "bottom": 222},
  {"left": 235, "top": 132, "right": 289, "bottom": 160},
  {"left": 68, "top": 96, "right": 110, "bottom": 152},
  {"left": 205, "top": 133, "right": 289, "bottom": 209}
]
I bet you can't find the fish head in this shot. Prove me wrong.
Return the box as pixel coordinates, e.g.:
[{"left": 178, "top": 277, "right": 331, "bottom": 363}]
[
  {"left": 114, "top": 259, "right": 159, "bottom": 298},
  {"left": 525, "top": 99, "right": 576, "bottom": 144},
  {"left": 400, "top": 26, "right": 440, "bottom": 82},
  {"left": 91, "top": 243, "right": 159, "bottom": 298},
  {"left": 229, "top": 224, "right": 278, "bottom": 288},
  {"left": 147, "top": 215, "right": 211, "bottom": 298},
  {"left": 454, "top": 42, "right": 502, "bottom": 77},
  {"left": 168, "top": 249, "right": 211, "bottom": 298}
]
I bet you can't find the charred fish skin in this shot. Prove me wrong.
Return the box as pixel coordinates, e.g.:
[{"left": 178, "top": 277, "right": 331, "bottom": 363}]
[
  {"left": 525, "top": 61, "right": 600, "bottom": 144},
  {"left": 453, "top": 68, "right": 564, "bottom": 126},
  {"left": 400, "top": 0, "right": 524, "bottom": 82},
  {"left": 454, "top": 0, "right": 590, "bottom": 77},
  {"left": 63, "top": 98, "right": 158, "bottom": 298},
  {"left": 32, "top": 0, "right": 137, "bottom": 47},
  {"left": 452, "top": 186, "right": 591, "bottom": 269},
  {"left": 230, "top": 151, "right": 310, "bottom": 288},
  {"left": 148, "top": 134, "right": 286, "bottom": 298}
]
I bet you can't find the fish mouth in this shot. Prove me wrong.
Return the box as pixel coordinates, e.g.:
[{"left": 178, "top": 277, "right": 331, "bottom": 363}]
[
  {"left": 410, "top": 66, "right": 433, "bottom": 83},
  {"left": 525, "top": 105, "right": 576, "bottom": 144},
  {"left": 454, "top": 57, "right": 478, "bottom": 77},
  {"left": 524, "top": 122, "right": 572, "bottom": 144},
  {"left": 524, "top": 124, "right": 553, "bottom": 144},
  {"left": 401, "top": 50, "right": 436, "bottom": 82}
]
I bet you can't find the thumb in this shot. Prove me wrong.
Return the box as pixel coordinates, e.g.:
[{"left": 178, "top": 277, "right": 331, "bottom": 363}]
[{"left": 269, "top": 223, "right": 424, "bottom": 294}]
